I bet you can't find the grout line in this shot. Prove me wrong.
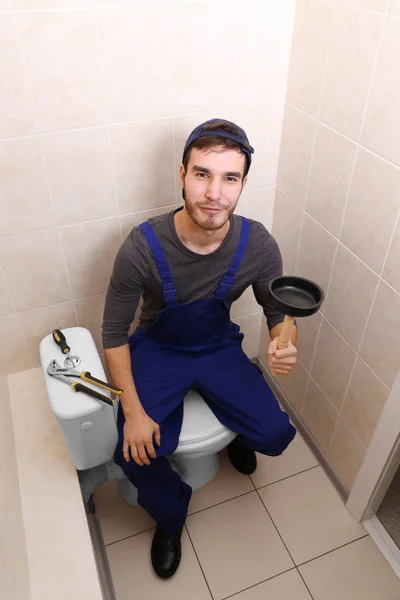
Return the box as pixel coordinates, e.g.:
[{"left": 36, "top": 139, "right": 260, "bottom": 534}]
[
  {"left": 293, "top": 2, "right": 335, "bottom": 277},
  {"left": 0, "top": 100, "right": 284, "bottom": 144},
  {"left": 185, "top": 525, "right": 215, "bottom": 600},
  {"left": 254, "top": 465, "right": 320, "bottom": 493},
  {"left": 10, "top": 11, "right": 81, "bottom": 339},
  {"left": 187, "top": 489, "right": 255, "bottom": 518},
  {"left": 221, "top": 567, "right": 298, "bottom": 600},
  {"left": 104, "top": 525, "right": 156, "bottom": 548},
  {"left": 320, "top": 0, "right": 389, "bottom": 15},
  {"left": 296, "top": 533, "right": 370, "bottom": 569},
  {"left": 254, "top": 488, "right": 316, "bottom": 597},
  {"left": 94, "top": 9, "right": 123, "bottom": 244},
  {"left": 285, "top": 102, "right": 400, "bottom": 174}
]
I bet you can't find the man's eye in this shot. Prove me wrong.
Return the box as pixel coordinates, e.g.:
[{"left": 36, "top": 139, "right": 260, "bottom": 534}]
[
  {"left": 196, "top": 172, "right": 208, "bottom": 178},
  {"left": 226, "top": 177, "right": 237, "bottom": 182}
]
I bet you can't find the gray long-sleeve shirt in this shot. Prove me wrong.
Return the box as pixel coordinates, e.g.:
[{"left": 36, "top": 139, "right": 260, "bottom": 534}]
[{"left": 102, "top": 208, "right": 285, "bottom": 349}]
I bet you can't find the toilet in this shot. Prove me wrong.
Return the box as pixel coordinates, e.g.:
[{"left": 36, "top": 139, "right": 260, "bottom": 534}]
[{"left": 39, "top": 327, "right": 236, "bottom": 506}]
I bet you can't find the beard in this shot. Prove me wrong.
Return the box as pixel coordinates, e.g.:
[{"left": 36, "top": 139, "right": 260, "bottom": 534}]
[{"left": 182, "top": 186, "right": 241, "bottom": 231}]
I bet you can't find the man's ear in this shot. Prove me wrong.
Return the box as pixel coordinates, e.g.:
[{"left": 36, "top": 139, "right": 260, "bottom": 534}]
[
  {"left": 242, "top": 175, "right": 248, "bottom": 190},
  {"left": 179, "top": 164, "right": 186, "bottom": 187}
]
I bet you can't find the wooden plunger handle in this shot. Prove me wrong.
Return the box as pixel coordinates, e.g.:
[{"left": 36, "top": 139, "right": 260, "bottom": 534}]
[{"left": 277, "top": 315, "right": 295, "bottom": 350}]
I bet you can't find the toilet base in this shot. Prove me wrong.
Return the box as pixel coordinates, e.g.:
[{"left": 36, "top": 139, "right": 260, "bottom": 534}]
[{"left": 117, "top": 452, "right": 221, "bottom": 506}]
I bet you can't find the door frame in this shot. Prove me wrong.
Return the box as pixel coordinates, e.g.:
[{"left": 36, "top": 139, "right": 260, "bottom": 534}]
[{"left": 346, "top": 369, "right": 400, "bottom": 523}]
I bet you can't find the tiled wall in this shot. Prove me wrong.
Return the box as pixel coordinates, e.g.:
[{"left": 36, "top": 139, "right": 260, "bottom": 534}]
[
  {"left": 261, "top": 0, "right": 400, "bottom": 492},
  {"left": 0, "top": 378, "right": 31, "bottom": 600},
  {"left": 0, "top": 0, "right": 296, "bottom": 374}
]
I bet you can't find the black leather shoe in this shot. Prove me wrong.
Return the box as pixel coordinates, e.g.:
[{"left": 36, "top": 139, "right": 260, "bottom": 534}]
[
  {"left": 151, "top": 526, "right": 183, "bottom": 579},
  {"left": 227, "top": 438, "right": 257, "bottom": 475}
]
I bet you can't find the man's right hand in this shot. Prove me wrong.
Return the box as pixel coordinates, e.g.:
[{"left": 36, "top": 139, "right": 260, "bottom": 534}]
[{"left": 123, "top": 411, "right": 161, "bottom": 466}]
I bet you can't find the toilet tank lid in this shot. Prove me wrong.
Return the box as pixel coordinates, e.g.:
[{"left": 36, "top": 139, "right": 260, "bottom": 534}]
[{"left": 39, "top": 327, "right": 110, "bottom": 421}]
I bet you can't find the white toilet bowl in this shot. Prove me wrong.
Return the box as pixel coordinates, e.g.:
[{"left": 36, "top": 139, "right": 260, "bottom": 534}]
[{"left": 39, "top": 326, "right": 236, "bottom": 507}]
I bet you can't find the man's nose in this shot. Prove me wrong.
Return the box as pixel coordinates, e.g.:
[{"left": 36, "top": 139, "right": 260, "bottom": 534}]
[{"left": 205, "top": 178, "right": 221, "bottom": 201}]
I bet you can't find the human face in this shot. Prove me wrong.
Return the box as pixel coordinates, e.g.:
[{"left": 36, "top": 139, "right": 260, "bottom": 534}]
[{"left": 180, "top": 147, "right": 247, "bottom": 231}]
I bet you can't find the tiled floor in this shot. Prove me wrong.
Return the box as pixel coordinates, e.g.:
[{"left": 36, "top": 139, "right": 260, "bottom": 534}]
[{"left": 93, "top": 433, "right": 400, "bottom": 600}]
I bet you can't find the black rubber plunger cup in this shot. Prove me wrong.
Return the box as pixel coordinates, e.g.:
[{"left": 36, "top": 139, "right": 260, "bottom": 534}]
[{"left": 268, "top": 276, "right": 324, "bottom": 350}]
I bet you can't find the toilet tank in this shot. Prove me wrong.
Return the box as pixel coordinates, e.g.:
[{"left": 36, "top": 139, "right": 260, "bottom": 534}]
[{"left": 39, "top": 327, "right": 118, "bottom": 470}]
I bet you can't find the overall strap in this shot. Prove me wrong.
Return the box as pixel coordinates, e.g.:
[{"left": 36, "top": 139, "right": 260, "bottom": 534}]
[
  {"left": 139, "top": 221, "right": 177, "bottom": 305},
  {"left": 215, "top": 216, "right": 251, "bottom": 300}
]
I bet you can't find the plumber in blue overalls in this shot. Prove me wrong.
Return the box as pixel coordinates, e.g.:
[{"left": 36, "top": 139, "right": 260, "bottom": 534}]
[{"left": 102, "top": 118, "right": 298, "bottom": 579}]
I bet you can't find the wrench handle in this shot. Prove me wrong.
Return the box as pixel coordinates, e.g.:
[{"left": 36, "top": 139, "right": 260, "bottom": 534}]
[{"left": 71, "top": 382, "right": 114, "bottom": 406}]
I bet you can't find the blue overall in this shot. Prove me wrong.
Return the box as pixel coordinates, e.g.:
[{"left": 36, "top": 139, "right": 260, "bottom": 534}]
[{"left": 114, "top": 216, "right": 296, "bottom": 532}]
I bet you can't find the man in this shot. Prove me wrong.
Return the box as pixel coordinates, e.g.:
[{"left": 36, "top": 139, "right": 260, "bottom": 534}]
[{"left": 102, "top": 118, "right": 298, "bottom": 579}]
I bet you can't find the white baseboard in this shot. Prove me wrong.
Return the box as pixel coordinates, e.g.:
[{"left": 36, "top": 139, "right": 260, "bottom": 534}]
[{"left": 364, "top": 516, "right": 400, "bottom": 579}]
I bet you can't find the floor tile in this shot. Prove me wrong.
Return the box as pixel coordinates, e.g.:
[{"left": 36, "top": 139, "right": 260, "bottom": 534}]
[
  {"left": 94, "top": 480, "right": 155, "bottom": 545},
  {"left": 250, "top": 433, "right": 319, "bottom": 489},
  {"left": 188, "top": 449, "right": 254, "bottom": 515},
  {"left": 232, "top": 569, "right": 312, "bottom": 599},
  {"left": 258, "top": 467, "right": 365, "bottom": 565},
  {"left": 299, "top": 536, "right": 400, "bottom": 600},
  {"left": 106, "top": 528, "right": 211, "bottom": 600},
  {"left": 186, "top": 491, "right": 294, "bottom": 600}
]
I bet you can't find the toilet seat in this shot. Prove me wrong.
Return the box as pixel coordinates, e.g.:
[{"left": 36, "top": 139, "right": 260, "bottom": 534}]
[{"left": 174, "top": 389, "right": 235, "bottom": 454}]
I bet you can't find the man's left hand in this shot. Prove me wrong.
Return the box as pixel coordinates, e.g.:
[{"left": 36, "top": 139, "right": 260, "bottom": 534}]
[{"left": 268, "top": 337, "right": 297, "bottom": 376}]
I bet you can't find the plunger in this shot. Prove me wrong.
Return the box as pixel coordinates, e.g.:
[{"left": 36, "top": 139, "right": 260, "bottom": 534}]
[{"left": 268, "top": 276, "right": 324, "bottom": 350}]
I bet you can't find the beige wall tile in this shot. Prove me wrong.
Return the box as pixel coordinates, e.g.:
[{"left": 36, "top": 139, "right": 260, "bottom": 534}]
[
  {"left": 389, "top": 0, "right": 400, "bottom": 15},
  {"left": 225, "top": 104, "right": 285, "bottom": 191},
  {"left": 311, "top": 318, "right": 357, "bottom": 410},
  {"left": 0, "top": 14, "right": 35, "bottom": 138},
  {"left": 230, "top": 286, "right": 260, "bottom": 320},
  {"left": 110, "top": 118, "right": 175, "bottom": 215},
  {"left": 296, "top": 213, "right": 337, "bottom": 293},
  {"left": 320, "top": 7, "right": 384, "bottom": 141},
  {"left": 13, "top": 0, "right": 94, "bottom": 8},
  {"left": 306, "top": 124, "right": 357, "bottom": 237},
  {"left": 0, "top": 375, "right": 31, "bottom": 600},
  {"left": 226, "top": 1, "right": 295, "bottom": 107},
  {"left": 340, "top": 148, "right": 400, "bottom": 274},
  {"left": 17, "top": 301, "right": 77, "bottom": 367},
  {"left": 0, "top": 0, "right": 10, "bottom": 8},
  {"left": 332, "top": 0, "right": 387, "bottom": 8},
  {"left": 360, "top": 280, "right": 400, "bottom": 388},
  {"left": 0, "top": 267, "right": 13, "bottom": 317},
  {"left": 296, "top": 310, "right": 322, "bottom": 372},
  {"left": 75, "top": 293, "right": 106, "bottom": 353},
  {"left": 99, "top": 5, "right": 172, "bottom": 122},
  {"left": 171, "top": 2, "right": 234, "bottom": 115},
  {"left": 59, "top": 217, "right": 121, "bottom": 299},
  {"left": 362, "top": 17, "right": 400, "bottom": 166},
  {"left": 272, "top": 189, "right": 303, "bottom": 274},
  {"left": 328, "top": 418, "right": 366, "bottom": 491},
  {"left": 0, "top": 314, "right": 31, "bottom": 373},
  {"left": 277, "top": 105, "right": 317, "bottom": 207},
  {"left": 120, "top": 205, "right": 176, "bottom": 242},
  {"left": 236, "top": 188, "right": 274, "bottom": 233},
  {"left": 342, "top": 357, "right": 390, "bottom": 447},
  {"left": 0, "top": 230, "right": 71, "bottom": 311},
  {"left": 233, "top": 312, "right": 263, "bottom": 359},
  {"left": 383, "top": 217, "right": 400, "bottom": 293},
  {"left": 287, "top": 0, "right": 334, "bottom": 117},
  {"left": 258, "top": 316, "right": 270, "bottom": 365},
  {"left": 276, "top": 360, "right": 310, "bottom": 414},
  {"left": 41, "top": 128, "right": 117, "bottom": 226},
  {"left": 0, "top": 137, "right": 55, "bottom": 238},
  {"left": 302, "top": 377, "right": 339, "bottom": 453},
  {"left": 16, "top": 10, "right": 105, "bottom": 132},
  {"left": 325, "top": 244, "right": 379, "bottom": 351}
]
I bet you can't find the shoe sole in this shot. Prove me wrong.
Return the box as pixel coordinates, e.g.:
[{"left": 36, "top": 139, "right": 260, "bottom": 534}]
[{"left": 151, "top": 544, "right": 182, "bottom": 579}]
